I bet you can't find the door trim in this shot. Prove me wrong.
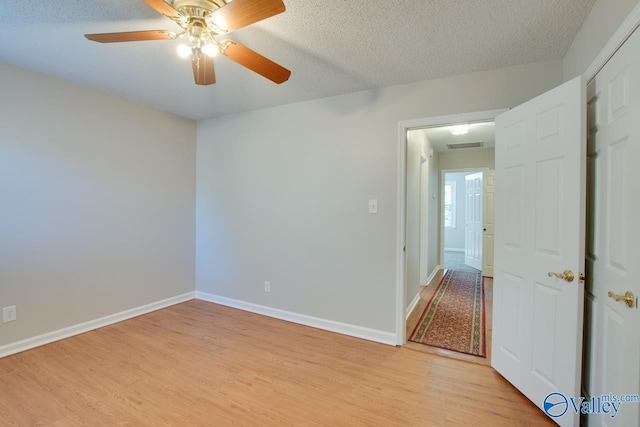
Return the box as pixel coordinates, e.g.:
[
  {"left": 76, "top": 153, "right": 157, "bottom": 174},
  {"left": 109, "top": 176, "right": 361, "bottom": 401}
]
[{"left": 395, "top": 109, "right": 507, "bottom": 345}]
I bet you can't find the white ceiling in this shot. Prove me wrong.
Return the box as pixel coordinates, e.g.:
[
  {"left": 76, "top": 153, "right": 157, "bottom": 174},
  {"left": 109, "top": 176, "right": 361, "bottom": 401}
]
[
  {"left": 420, "top": 122, "right": 495, "bottom": 153},
  {"left": 0, "top": 0, "right": 595, "bottom": 120}
]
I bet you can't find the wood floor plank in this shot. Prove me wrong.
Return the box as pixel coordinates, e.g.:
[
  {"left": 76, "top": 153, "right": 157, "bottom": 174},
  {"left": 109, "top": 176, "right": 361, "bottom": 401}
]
[{"left": 0, "top": 300, "right": 553, "bottom": 426}]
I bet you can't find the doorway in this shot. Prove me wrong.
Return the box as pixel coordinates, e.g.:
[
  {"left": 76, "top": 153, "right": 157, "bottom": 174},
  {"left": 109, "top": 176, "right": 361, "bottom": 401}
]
[
  {"left": 443, "top": 170, "right": 484, "bottom": 273},
  {"left": 402, "top": 117, "right": 498, "bottom": 364},
  {"left": 397, "top": 111, "right": 505, "bottom": 347}
]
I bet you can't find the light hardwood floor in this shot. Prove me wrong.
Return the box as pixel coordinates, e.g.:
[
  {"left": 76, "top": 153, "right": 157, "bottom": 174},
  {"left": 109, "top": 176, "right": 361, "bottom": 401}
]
[
  {"left": 0, "top": 300, "right": 553, "bottom": 426},
  {"left": 406, "top": 269, "right": 493, "bottom": 366}
]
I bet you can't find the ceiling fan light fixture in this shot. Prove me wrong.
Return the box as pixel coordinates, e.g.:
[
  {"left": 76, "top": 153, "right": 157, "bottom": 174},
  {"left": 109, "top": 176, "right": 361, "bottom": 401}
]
[
  {"left": 177, "top": 44, "right": 192, "bottom": 58},
  {"left": 201, "top": 43, "right": 218, "bottom": 56},
  {"left": 450, "top": 124, "right": 470, "bottom": 135},
  {"left": 84, "top": 0, "right": 291, "bottom": 85},
  {"left": 206, "top": 16, "right": 229, "bottom": 34}
]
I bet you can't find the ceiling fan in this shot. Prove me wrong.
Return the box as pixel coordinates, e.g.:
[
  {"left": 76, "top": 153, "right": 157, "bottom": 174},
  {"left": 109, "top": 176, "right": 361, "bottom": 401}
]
[{"left": 85, "top": 0, "right": 291, "bottom": 85}]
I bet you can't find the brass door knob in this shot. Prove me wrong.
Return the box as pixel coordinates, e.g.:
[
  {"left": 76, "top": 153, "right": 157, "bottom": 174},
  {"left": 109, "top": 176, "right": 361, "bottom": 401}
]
[
  {"left": 607, "top": 291, "right": 635, "bottom": 308},
  {"left": 548, "top": 270, "right": 575, "bottom": 282}
]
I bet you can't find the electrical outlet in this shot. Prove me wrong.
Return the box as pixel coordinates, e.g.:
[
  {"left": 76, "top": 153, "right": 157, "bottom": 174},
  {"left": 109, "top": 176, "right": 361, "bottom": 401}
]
[
  {"left": 368, "top": 199, "right": 378, "bottom": 214},
  {"left": 264, "top": 281, "right": 271, "bottom": 293},
  {"left": 3, "top": 306, "right": 17, "bottom": 323}
]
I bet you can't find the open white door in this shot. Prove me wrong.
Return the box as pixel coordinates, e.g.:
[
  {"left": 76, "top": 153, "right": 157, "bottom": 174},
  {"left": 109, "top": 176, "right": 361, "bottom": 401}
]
[
  {"left": 464, "top": 172, "right": 482, "bottom": 270},
  {"left": 482, "top": 170, "right": 495, "bottom": 277},
  {"left": 492, "top": 76, "right": 585, "bottom": 427}
]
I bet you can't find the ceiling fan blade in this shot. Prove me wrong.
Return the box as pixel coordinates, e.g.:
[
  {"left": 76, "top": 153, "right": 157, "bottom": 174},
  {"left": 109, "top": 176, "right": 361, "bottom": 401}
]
[
  {"left": 85, "top": 30, "right": 176, "bottom": 43},
  {"left": 221, "top": 39, "right": 290, "bottom": 84},
  {"left": 192, "top": 53, "right": 216, "bottom": 85},
  {"left": 208, "top": 0, "right": 285, "bottom": 32},
  {"left": 143, "top": 0, "right": 181, "bottom": 18}
]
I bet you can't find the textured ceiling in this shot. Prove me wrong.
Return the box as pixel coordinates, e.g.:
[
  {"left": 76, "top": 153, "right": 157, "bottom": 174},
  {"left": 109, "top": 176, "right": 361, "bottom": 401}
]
[{"left": 0, "top": 0, "right": 595, "bottom": 120}]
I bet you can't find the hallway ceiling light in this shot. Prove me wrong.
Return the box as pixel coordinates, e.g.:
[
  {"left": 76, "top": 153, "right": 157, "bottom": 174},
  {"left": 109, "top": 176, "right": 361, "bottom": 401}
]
[{"left": 450, "top": 124, "right": 470, "bottom": 135}]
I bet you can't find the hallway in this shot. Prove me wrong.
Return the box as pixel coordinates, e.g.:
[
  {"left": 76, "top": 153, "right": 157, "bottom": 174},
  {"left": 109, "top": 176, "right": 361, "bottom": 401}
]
[
  {"left": 444, "top": 250, "right": 482, "bottom": 272},
  {"left": 406, "top": 269, "right": 492, "bottom": 366}
]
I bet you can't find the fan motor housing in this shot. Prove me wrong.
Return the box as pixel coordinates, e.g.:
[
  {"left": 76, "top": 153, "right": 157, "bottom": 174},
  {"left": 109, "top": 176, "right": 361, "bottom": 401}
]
[{"left": 172, "top": 0, "right": 226, "bottom": 14}]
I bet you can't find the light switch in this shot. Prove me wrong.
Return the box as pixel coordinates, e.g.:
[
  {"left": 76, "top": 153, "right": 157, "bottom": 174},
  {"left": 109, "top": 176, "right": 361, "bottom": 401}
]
[{"left": 369, "top": 199, "right": 378, "bottom": 214}]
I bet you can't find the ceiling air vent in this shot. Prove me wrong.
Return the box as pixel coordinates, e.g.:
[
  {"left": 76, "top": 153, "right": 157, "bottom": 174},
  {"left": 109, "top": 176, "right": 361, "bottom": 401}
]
[{"left": 446, "top": 141, "right": 484, "bottom": 150}]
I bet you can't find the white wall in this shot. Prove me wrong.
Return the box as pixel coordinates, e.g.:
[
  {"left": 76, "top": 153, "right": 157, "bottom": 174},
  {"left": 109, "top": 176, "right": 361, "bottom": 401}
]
[
  {"left": 406, "top": 130, "right": 424, "bottom": 307},
  {"left": 563, "top": 0, "right": 640, "bottom": 80},
  {"left": 196, "top": 60, "right": 562, "bottom": 338},
  {"left": 406, "top": 130, "right": 439, "bottom": 309},
  {"left": 0, "top": 62, "right": 197, "bottom": 347},
  {"left": 439, "top": 148, "right": 495, "bottom": 170},
  {"left": 425, "top": 145, "right": 440, "bottom": 282}
]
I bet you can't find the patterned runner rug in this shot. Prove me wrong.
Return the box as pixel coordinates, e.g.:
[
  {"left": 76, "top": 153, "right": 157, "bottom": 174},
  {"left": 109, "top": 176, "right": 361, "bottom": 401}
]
[{"left": 409, "top": 270, "right": 486, "bottom": 357}]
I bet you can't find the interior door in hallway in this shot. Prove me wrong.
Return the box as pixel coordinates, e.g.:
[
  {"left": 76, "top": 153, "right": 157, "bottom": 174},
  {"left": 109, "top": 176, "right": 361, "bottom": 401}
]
[
  {"left": 482, "top": 169, "right": 495, "bottom": 277},
  {"left": 584, "top": 24, "right": 640, "bottom": 427},
  {"left": 464, "top": 172, "right": 482, "bottom": 270},
  {"left": 492, "top": 76, "right": 585, "bottom": 427}
]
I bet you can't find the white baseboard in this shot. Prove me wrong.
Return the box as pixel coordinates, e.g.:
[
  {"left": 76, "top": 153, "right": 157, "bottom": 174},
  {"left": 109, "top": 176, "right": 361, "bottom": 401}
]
[
  {"left": 444, "top": 248, "right": 464, "bottom": 253},
  {"left": 1, "top": 290, "right": 399, "bottom": 358},
  {"left": 423, "top": 265, "right": 441, "bottom": 286},
  {"left": 406, "top": 291, "right": 421, "bottom": 320},
  {"left": 0, "top": 292, "right": 195, "bottom": 358},
  {"left": 409, "top": 266, "right": 442, "bottom": 318},
  {"left": 195, "top": 291, "right": 397, "bottom": 346}
]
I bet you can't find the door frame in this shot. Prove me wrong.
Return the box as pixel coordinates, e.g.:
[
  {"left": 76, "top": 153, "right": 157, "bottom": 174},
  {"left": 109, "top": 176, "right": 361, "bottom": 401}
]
[
  {"left": 582, "top": 5, "right": 640, "bottom": 423},
  {"left": 395, "top": 0, "right": 640, "bottom": 395},
  {"left": 396, "top": 109, "right": 507, "bottom": 345},
  {"left": 396, "top": 0, "right": 640, "bottom": 345},
  {"left": 441, "top": 168, "right": 487, "bottom": 272}
]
